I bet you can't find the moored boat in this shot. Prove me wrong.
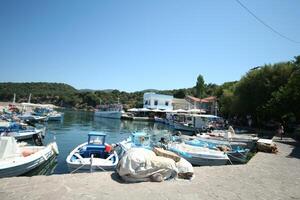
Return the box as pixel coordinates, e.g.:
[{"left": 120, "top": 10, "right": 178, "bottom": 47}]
[
  {"left": 168, "top": 142, "right": 229, "bottom": 166},
  {"left": 116, "top": 132, "right": 151, "bottom": 158},
  {"left": 66, "top": 132, "right": 119, "bottom": 172},
  {"left": 0, "top": 121, "right": 45, "bottom": 140},
  {"left": 94, "top": 104, "right": 123, "bottom": 119},
  {"left": 0, "top": 136, "right": 59, "bottom": 178},
  {"left": 184, "top": 138, "right": 250, "bottom": 163}
]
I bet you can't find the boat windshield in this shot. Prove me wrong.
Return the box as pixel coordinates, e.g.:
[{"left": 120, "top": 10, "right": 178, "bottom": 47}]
[{"left": 89, "top": 135, "right": 105, "bottom": 145}]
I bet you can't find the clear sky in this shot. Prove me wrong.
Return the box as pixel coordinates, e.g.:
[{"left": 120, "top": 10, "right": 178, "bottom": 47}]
[{"left": 0, "top": 0, "right": 299, "bottom": 92}]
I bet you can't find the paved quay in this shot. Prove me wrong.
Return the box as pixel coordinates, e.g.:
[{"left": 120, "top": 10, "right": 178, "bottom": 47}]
[{"left": 1, "top": 137, "right": 300, "bottom": 200}]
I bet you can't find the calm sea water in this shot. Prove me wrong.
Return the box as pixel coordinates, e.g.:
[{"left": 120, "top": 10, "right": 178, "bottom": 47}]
[{"left": 28, "top": 110, "right": 173, "bottom": 175}]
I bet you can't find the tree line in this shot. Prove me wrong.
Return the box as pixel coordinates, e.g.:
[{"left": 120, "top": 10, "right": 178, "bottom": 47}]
[{"left": 0, "top": 55, "right": 299, "bottom": 128}]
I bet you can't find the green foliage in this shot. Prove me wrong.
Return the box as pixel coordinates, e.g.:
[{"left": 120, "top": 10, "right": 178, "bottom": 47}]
[
  {"left": 195, "top": 74, "right": 205, "bottom": 98},
  {"left": 233, "top": 62, "right": 295, "bottom": 118},
  {"left": 174, "top": 89, "right": 186, "bottom": 98},
  {"left": 1, "top": 55, "right": 300, "bottom": 125}
]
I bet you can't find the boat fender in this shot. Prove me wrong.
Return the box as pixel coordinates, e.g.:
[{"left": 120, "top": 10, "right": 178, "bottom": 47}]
[
  {"left": 51, "top": 142, "right": 59, "bottom": 155},
  {"left": 22, "top": 149, "right": 35, "bottom": 157},
  {"left": 105, "top": 144, "right": 112, "bottom": 153}
]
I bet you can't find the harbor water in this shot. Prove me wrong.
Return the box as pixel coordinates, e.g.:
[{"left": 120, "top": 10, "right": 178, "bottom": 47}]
[{"left": 26, "top": 110, "right": 173, "bottom": 175}]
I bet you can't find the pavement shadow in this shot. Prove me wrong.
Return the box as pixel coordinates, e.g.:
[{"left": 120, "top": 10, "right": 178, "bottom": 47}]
[
  {"left": 110, "top": 172, "right": 126, "bottom": 184},
  {"left": 110, "top": 172, "right": 155, "bottom": 184},
  {"left": 276, "top": 139, "right": 300, "bottom": 159}
]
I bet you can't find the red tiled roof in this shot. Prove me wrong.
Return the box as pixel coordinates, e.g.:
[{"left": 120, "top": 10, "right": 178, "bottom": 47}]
[
  {"left": 186, "top": 95, "right": 216, "bottom": 103},
  {"left": 201, "top": 96, "right": 216, "bottom": 102},
  {"left": 186, "top": 95, "right": 201, "bottom": 102}
]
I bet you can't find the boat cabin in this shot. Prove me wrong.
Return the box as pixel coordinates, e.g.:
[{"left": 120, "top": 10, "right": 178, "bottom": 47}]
[
  {"left": 131, "top": 132, "right": 150, "bottom": 147},
  {"left": 80, "top": 132, "right": 109, "bottom": 158}
]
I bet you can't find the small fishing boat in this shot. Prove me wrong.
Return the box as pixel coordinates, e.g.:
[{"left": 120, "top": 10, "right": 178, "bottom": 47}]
[
  {"left": 18, "top": 113, "right": 48, "bottom": 123},
  {"left": 184, "top": 138, "right": 250, "bottom": 163},
  {"left": 0, "top": 121, "right": 45, "bottom": 140},
  {"left": 173, "top": 122, "right": 196, "bottom": 135},
  {"left": 168, "top": 142, "right": 229, "bottom": 166},
  {"left": 0, "top": 136, "right": 59, "bottom": 178},
  {"left": 196, "top": 129, "right": 258, "bottom": 149},
  {"left": 116, "top": 132, "right": 151, "bottom": 158},
  {"left": 66, "top": 132, "right": 119, "bottom": 172},
  {"left": 154, "top": 116, "right": 165, "bottom": 123},
  {"left": 33, "top": 107, "right": 64, "bottom": 121},
  {"left": 47, "top": 111, "right": 64, "bottom": 121},
  {"left": 94, "top": 104, "right": 123, "bottom": 119}
]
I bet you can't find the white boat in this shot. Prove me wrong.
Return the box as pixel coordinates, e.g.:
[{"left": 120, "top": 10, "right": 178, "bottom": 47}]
[
  {"left": 0, "top": 136, "right": 59, "bottom": 178},
  {"left": 94, "top": 110, "right": 122, "bottom": 119},
  {"left": 168, "top": 142, "right": 229, "bottom": 166},
  {"left": 66, "top": 132, "right": 119, "bottom": 172},
  {"left": 196, "top": 127, "right": 259, "bottom": 148},
  {"left": 116, "top": 132, "right": 151, "bottom": 158},
  {"left": 18, "top": 114, "right": 48, "bottom": 122},
  {"left": 47, "top": 112, "right": 64, "bottom": 121},
  {"left": 0, "top": 122, "right": 45, "bottom": 140},
  {"left": 154, "top": 116, "right": 165, "bottom": 123},
  {"left": 173, "top": 121, "right": 196, "bottom": 133}
]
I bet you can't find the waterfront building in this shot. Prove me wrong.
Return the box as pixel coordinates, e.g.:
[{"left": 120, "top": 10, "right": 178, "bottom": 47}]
[
  {"left": 185, "top": 96, "right": 218, "bottom": 115},
  {"left": 143, "top": 93, "right": 173, "bottom": 110}
]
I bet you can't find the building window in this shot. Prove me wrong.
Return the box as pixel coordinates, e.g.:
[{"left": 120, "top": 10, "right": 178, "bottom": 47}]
[
  {"left": 165, "top": 101, "right": 169, "bottom": 106},
  {"left": 154, "top": 100, "right": 158, "bottom": 106},
  {"left": 144, "top": 100, "right": 148, "bottom": 105}
]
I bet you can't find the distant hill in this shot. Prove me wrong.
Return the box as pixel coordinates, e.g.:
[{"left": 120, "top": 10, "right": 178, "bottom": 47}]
[
  {"left": 0, "top": 82, "right": 195, "bottom": 108},
  {"left": 0, "top": 82, "right": 77, "bottom": 104}
]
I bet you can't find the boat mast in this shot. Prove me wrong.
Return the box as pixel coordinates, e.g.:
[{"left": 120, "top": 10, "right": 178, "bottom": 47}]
[
  {"left": 13, "top": 93, "right": 16, "bottom": 105},
  {"left": 28, "top": 93, "right": 32, "bottom": 103}
]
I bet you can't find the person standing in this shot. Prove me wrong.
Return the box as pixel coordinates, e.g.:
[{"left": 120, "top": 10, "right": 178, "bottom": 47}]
[{"left": 278, "top": 123, "right": 284, "bottom": 140}]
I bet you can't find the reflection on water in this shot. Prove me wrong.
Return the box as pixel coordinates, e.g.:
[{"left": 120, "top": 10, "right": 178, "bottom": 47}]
[{"left": 34, "top": 110, "right": 173, "bottom": 175}]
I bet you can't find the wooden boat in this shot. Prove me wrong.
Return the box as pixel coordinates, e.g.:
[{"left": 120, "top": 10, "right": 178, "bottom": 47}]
[
  {"left": 0, "top": 121, "right": 45, "bottom": 140},
  {"left": 116, "top": 132, "right": 151, "bottom": 158},
  {"left": 154, "top": 116, "right": 165, "bottom": 123},
  {"left": 33, "top": 107, "right": 64, "bottom": 121},
  {"left": 18, "top": 114, "right": 48, "bottom": 122},
  {"left": 168, "top": 142, "right": 229, "bottom": 166},
  {"left": 0, "top": 136, "right": 59, "bottom": 178},
  {"left": 94, "top": 104, "right": 123, "bottom": 119},
  {"left": 66, "top": 132, "right": 119, "bottom": 172},
  {"left": 184, "top": 138, "right": 249, "bottom": 163}
]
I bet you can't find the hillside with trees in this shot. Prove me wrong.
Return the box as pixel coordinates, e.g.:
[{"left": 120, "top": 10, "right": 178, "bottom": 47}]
[{"left": 1, "top": 55, "right": 299, "bottom": 127}]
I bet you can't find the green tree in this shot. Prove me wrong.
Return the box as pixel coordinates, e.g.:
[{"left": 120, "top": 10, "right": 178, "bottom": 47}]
[
  {"left": 174, "top": 89, "right": 186, "bottom": 98},
  {"left": 195, "top": 75, "right": 205, "bottom": 98}
]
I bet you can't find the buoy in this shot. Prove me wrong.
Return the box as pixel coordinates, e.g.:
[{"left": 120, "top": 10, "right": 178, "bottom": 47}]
[
  {"left": 105, "top": 144, "right": 112, "bottom": 153},
  {"left": 22, "top": 149, "right": 35, "bottom": 157}
]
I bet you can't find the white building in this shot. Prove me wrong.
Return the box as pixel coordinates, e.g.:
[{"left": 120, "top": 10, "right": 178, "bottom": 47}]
[{"left": 143, "top": 92, "right": 173, "bottom": 110}]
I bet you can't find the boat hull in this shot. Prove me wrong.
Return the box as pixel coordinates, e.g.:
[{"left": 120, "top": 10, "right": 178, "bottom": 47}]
[
  {"left": 0, "top": 142, "right": 57, "bottom": 178},
  {"left": 168, "top": 143, "right": 229, "bottom": 166},
  {"left": 66, "top": 142, "right": 119, "bottom": 172},
  {"left": 173, "top": 122, "right": 195, "bottom": 132},
  {"left": 184, "top": 156, "right": 229, "bottom": 166}
]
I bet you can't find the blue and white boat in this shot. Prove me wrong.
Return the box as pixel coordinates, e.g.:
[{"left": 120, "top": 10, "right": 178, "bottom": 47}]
[
  {"left": 167, "top": 142, "right": 230, "bottom": 166},
  {"left": 184, "top": 138, "right": 250, "bottom": 163},
  {"left": 17, "top": 113, "right": 48, "bottom": 122},
  {"left": 117, "top": 132, "right": 151, "bottom": 158},
  {"left": 0, "top": 121, "right": 45, "bottom": 140},
  {"left": 66, "top": 132, "right": 119, "bottom": 172},
  {"left": 33, "top": 107, "right": 64, "bottom": 121}
]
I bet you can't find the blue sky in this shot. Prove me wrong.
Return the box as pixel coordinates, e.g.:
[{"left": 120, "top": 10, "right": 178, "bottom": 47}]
[{"left": 0, "top": 0, "right": 299, "bottom": 92}]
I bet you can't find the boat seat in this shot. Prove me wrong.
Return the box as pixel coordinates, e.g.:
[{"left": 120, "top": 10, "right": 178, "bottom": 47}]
[{"left": 81, "top": 145, "right": 107, "bottom": 158}]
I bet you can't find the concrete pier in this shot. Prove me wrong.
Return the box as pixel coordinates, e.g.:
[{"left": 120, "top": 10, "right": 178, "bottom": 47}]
[{"left": 1, "top": 137, "right": 300, "bottom": 200}]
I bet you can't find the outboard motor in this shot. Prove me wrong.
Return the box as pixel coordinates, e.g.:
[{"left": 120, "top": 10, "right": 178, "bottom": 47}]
[{"left": 33, "top": 133, "right": 43, "bottom": 146}]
